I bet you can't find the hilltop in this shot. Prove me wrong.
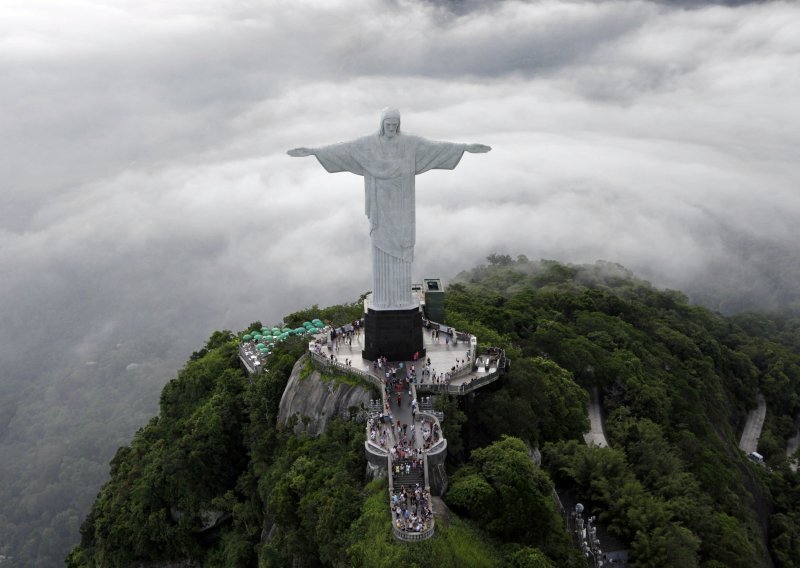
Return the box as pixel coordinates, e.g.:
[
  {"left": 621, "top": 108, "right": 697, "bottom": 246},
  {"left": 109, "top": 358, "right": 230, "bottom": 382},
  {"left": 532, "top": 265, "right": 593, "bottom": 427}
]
[{"left": 67, "top": 258, "right": 800, "bottom": 567}]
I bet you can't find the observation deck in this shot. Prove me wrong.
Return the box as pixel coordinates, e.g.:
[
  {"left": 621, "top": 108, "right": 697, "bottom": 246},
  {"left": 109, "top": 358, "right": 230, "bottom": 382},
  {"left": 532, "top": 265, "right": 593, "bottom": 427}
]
[{"left": 307, "top": 320, "right": 508, "bottom": 541}]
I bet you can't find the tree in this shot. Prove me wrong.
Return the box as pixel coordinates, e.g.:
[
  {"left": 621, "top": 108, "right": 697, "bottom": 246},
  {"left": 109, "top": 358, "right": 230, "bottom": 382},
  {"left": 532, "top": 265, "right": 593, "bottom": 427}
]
[
  {"left": 506, "top": 545, "right": 555, "bottom": 568},
  {"left": 487, "top": 253, "right": 514, "bottom": 266},
  {"left": 630, "top": 523, "right": 700, "bottom": 568},
  {"left": 448, "top": 437, "right": 574, "bottom": 563}
]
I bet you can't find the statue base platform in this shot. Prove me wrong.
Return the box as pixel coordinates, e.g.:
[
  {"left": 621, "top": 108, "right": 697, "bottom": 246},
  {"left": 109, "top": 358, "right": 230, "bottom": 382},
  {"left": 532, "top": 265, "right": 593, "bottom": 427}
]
[{"left": 362, "top": 306, "right": 426, "bottom": 362}]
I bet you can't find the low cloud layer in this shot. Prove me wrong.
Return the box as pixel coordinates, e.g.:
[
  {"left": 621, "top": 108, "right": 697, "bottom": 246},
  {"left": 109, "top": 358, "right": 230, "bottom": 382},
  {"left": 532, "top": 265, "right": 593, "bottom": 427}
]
[
  {"left": 2, "top": 0, "right": 799, "bottom": 366},
  {"left": 2, "top": 1, "right": 799, "bottom": 560}
]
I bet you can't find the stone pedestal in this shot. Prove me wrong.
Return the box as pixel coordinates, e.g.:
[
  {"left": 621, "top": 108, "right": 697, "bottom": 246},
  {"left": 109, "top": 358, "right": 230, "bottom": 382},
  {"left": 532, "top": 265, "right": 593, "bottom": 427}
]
[{"left": 363, "top": 306, "right": 426, "bottom": 362}]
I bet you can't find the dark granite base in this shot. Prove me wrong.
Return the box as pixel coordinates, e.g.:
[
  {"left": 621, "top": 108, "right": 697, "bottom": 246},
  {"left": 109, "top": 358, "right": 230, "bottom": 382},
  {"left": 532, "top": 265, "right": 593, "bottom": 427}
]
[{"left": 363, "top": 306, "right": 426, "bottom": 362}]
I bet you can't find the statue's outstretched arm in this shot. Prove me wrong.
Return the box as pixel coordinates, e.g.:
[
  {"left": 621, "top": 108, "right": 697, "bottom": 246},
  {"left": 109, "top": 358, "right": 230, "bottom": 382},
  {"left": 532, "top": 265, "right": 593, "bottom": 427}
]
[
  {"left": 287, "top": 147, "right": 315, "bottom": 157},
  {"left": 465, "top": 144, "right": 491, "bottom": 153}
]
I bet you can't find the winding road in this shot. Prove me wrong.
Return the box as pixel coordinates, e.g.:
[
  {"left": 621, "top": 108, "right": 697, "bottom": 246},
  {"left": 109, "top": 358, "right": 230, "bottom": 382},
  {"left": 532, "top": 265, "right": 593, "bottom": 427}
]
[
  {"left": 787, "top": 414, "right": 800, "bottom": 473},
  {"left": 583, "top": 386, "right": 609, "bottom": 448},
  {"left": 739, "top": 393, "right": 767, "bottom": 455}
]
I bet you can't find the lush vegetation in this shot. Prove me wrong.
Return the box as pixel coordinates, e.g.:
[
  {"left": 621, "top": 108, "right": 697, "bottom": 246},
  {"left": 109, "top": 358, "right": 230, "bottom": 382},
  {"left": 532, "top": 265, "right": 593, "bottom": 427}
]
[
  {"left": 443, "top": 256, "right": 800, "bottom": 566},
  {"left": 67, "top": 257, "right": 800, "bottom": 566}
]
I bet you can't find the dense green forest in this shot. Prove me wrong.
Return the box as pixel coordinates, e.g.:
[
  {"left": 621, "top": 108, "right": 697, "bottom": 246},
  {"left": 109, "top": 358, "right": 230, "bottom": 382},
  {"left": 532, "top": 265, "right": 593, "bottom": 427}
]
[{"left": 68, "top": 258, "right": 800, "bottom": 566}]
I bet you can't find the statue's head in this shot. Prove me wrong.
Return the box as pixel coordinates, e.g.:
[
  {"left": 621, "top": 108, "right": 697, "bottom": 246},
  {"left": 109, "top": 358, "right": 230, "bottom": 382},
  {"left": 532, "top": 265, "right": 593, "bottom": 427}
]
[{"left": 379, "top": 107, "right": 401, "bottom": 137}]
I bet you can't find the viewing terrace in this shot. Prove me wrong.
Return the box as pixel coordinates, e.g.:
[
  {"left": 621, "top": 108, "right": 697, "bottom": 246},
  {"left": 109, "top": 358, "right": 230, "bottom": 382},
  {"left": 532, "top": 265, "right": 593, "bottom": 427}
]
[
  {"left": 306, "top": 319, "right": 508, "bottom": 542},
  {"left": 307, "top": 320, "right": 508, "bottom": 396}
]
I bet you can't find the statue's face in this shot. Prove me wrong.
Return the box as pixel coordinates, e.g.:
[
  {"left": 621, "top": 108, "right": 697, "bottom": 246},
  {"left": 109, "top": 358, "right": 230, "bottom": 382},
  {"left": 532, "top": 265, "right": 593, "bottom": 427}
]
[{"left": 383, "top": 118, "right": 400, "bottom": 137}]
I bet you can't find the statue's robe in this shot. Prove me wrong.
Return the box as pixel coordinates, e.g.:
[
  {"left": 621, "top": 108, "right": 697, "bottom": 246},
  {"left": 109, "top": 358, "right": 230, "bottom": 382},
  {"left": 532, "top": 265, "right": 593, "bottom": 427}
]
[{"left": 314, "top": 134, "right": 466, "bottom": 309}]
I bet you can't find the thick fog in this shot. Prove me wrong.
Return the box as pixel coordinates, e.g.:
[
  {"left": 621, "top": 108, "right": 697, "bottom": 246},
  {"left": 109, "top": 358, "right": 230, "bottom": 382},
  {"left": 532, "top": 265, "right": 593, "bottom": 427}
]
[{"left": 1, "top": 0, "right": 799, "bottom": 563}]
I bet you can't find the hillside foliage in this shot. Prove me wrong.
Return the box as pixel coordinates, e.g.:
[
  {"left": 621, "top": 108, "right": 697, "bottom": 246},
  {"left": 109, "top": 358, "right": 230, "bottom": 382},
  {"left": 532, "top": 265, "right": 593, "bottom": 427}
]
[{"left": 68, "top": 258, "right": 800, "bottom": 566}]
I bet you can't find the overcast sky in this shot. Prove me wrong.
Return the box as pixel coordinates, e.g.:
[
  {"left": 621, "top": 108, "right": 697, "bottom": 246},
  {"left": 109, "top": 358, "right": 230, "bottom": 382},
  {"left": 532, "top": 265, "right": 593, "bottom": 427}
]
[{"left": 2, "top": 0, "right": 799, "bottom": 373}]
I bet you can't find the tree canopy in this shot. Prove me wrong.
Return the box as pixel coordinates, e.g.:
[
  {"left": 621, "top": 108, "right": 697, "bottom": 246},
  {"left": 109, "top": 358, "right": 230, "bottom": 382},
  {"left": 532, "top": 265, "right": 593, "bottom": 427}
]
[{"left": 67, "top": 258, "right": 800, "bottom": 567}]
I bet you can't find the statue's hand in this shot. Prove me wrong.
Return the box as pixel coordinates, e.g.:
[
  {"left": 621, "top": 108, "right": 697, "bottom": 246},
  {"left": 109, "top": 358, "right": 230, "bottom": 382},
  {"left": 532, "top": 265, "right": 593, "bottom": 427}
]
[
  {"left": 465, "top": 144, "right": 491, "bottom": 153},
  {"left": 287, "top": 147, "right": 314, "bottom": 157}
]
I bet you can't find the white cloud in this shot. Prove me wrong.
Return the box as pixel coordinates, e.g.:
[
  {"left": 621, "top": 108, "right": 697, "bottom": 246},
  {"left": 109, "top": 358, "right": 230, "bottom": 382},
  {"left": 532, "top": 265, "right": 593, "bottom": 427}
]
[
  {"left": 4, "top": 2, "right": 800, "bottom": 560},
  {"left": 1, "top": 0, "right": 799, "bottom": 364}
]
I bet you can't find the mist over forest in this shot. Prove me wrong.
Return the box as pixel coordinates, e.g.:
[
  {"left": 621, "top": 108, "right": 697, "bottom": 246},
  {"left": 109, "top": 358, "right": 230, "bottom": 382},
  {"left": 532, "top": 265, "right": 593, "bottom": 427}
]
[{"left": 1, "top": 0, "right": 799, "bottom": 564}]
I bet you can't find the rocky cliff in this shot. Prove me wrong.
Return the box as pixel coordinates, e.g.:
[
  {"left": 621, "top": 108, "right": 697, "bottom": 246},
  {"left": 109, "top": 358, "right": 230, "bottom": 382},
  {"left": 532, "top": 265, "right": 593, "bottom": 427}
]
[{"left": 277, "top": 355, "right": 373, "bottom": 436}]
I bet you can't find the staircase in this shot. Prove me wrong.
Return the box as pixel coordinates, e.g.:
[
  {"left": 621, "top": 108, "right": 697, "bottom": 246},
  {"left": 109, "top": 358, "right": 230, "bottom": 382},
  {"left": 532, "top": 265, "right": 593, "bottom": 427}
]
[{"left": 393, "top": 463, "right": 424, "bottom": 490}]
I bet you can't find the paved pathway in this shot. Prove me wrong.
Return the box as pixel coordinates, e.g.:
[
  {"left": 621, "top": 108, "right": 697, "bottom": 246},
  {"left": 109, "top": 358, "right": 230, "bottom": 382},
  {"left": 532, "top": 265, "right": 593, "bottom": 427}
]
[
  {"left": 583, "top": 386, "right": 609, "bottom": 448},
  {"left": 322, "top": 325, "right": 491, "bottom": 389},
  {"left": 385, "top": 365, "right": 423, "bottom": 450},
  {"left": 739, "top": 393, "right": 767, "bottom": 455},
  {"left": 787, "top": 414, "right": 800, "bottom": 473}
]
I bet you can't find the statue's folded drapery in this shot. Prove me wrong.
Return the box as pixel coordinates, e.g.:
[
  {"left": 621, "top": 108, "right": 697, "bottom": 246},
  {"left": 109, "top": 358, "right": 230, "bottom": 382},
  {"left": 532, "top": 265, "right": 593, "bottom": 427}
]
[{"left": 314, "top": 134, "right": 466, "bottom": 308}]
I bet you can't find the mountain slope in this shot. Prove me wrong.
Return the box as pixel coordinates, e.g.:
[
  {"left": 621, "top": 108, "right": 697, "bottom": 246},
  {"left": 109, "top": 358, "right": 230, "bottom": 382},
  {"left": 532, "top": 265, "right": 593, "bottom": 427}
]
[{"left": 68, "top": 258, "right": 800, "bottom": 567}]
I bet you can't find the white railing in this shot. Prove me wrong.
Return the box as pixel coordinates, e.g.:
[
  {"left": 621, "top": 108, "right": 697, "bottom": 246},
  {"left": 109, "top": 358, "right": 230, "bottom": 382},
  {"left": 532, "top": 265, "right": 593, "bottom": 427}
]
[
  {"left": 308, "top": 351, "right": 383, "bottom": 390},
  {"left": 393, "top": 522, "right": 435, "bottom": 541},
  {"left": 415, "top": 370, "right": 502, "bottom": 395}
]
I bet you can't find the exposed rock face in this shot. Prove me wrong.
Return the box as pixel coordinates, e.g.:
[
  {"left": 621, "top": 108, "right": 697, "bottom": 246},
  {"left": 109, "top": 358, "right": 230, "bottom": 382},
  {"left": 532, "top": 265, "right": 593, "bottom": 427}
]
[
  {"left": 278, "top": 355, "right": 372, "bottom": 436},
  {"left": 365, "top": 455, "right": 387, "bottom": 481},
  {"left": 430, "top": 497, "right": 451, "bottom": 527}
]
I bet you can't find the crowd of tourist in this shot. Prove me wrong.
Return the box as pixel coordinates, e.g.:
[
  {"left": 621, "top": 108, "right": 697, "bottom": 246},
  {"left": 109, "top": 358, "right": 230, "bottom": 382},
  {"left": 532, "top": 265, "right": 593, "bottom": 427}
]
[
  {"left": 329, "top": 322, "right": 360, "bottom": 350},
  {"left": 391, "top": 484, "right": 433, "bottom": 534},
  {"left": 362, "top": 362, "right": 441, "bottom": 536},
  {"left": 301, "top": 321, "right": 507, "bottom": 540},
  {"left": 367, "top": 416, "right": 395, "bottom": 450},
  {"left": 419, "top": 416, "right": 441, "bottom": 450}
]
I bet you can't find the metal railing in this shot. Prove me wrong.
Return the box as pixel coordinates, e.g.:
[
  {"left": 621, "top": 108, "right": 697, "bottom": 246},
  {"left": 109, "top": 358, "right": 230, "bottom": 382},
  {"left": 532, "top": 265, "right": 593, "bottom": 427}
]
[
  {"left": 238, "top": 345, "right": 267, "bottom": 375},
  {"left": 417, "top": 411, "right": 446, "bottom": 457},
  {"left": 423, "top": 451, "right": 430, "bottom": 491},
  {"left": 415, "top": 370, "right": 502, "bottom": 395},
  {"left": 308, "top": 351, "right": 383, "bottom": 390},
  {"left": 382, "top": 384, "right": 437, "bottom": 541},
  {"left": 307, "top": 343, "right": 456, "bottom": 542},
  {"left": 393, "top": 522, "right": 435, "bottom": 542}
]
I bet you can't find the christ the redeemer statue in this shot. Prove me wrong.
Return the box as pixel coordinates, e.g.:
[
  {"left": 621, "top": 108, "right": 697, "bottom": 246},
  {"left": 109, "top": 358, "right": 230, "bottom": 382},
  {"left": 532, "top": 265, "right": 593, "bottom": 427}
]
[{"left": 288, "top": 108, "right": 490, "bottom": 310}]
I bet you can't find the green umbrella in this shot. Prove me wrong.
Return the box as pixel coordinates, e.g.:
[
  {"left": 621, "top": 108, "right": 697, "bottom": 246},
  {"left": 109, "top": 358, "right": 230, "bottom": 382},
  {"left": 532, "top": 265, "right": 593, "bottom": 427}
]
[
  {"left": 243, "top": 334, "right": 252, "bottom": 341},
  {"left": 272, "top": 327, "right": 281, "bottom": 335},
  {"left": 256, "top": 343, "right": 266, "bottom": 349}
]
